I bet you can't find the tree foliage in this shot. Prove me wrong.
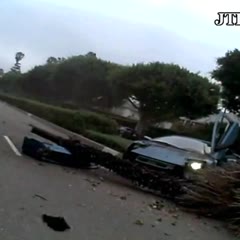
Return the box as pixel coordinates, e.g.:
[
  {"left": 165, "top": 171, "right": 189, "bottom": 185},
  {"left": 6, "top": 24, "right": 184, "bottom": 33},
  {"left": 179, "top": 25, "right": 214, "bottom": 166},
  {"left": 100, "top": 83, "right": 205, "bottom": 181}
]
[
  {"left": 11, "top": 52, "right": 25, "bottom": 73},
  {"left": 20, "top": 64, "right": 57, "bottom": 99},
  {"left": 0, "top": 71, "right": 22, "bottom": 93},
  {"left": 50, "top": 55, "right": 122, "bottom": 107},
  {"left": 111, "top": 62, "right": 220, "bottom": 135},
  {"left": 46, "top": 57, "right": 66, "bottom": 64},
  {"left": 0, "top": 69, "right": 4, "bottom": 77},
  {"left": 16, "top": 54, "right": 123, "bottom": 108},
  {"left": 212, "top": 49, "right": 240, "bottom": 114}
]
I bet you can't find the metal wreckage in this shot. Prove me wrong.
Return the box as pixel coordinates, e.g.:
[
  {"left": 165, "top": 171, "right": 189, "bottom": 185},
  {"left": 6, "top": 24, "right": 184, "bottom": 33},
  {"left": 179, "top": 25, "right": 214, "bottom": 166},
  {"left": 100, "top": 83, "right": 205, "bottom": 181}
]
[
  {"left": 22, "top": 126, "right": 185, "bottom": 199},
  {"left": 22, "top": 111, "right": 240, "bottom": 199}
]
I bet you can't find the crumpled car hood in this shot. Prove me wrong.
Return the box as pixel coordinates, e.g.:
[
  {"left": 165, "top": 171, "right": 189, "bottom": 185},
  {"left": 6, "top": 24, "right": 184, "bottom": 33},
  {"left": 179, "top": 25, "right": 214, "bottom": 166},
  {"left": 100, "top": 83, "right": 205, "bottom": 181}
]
[{"left": 131, "top": 142, "right": 209, "bottom": 166}]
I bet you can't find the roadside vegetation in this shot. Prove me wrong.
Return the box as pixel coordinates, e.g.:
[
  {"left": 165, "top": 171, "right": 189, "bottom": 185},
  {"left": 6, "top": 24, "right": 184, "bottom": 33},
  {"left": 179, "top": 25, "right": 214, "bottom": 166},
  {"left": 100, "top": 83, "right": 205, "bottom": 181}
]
[{"left": 0, "top": 94, "right": 131, "bottom": 151}]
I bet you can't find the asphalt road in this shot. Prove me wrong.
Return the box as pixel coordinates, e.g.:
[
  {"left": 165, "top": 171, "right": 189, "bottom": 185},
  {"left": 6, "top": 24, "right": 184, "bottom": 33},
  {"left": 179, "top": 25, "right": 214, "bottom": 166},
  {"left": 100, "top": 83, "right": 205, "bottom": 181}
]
[{"left": 0, "top": 101, "right": 237, "bottom": 240}]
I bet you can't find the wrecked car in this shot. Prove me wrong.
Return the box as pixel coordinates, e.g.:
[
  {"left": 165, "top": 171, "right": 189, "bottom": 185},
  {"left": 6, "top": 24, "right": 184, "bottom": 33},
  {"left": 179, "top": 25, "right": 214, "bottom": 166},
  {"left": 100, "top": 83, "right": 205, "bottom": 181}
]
[{"left": 123, "top": 111, "right": 240, "bottom": 178}]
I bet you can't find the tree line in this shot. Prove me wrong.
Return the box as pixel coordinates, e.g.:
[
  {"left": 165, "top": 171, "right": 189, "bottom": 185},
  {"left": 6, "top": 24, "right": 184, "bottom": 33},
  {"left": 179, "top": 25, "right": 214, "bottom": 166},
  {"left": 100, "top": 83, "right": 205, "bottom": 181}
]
[{"left": 0, "top": 49, "right": 239, "bottom": 136}]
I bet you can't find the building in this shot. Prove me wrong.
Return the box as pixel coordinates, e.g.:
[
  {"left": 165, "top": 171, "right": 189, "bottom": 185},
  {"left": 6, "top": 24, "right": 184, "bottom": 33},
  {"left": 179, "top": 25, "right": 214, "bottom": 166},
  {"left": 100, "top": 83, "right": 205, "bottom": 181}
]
[
  {"left": 111, "top": 99, "right": 139, "bottom": 120},
  {"left": 111, "top": 98, "right": 173, "bottom": 129}
]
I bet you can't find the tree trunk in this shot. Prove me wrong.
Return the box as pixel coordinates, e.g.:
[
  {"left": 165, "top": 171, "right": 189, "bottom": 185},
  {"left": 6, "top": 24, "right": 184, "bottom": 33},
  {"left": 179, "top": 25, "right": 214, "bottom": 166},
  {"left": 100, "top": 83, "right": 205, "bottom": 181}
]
[{"left": 135, "top": 114, "right": 151, "bottom": 139}]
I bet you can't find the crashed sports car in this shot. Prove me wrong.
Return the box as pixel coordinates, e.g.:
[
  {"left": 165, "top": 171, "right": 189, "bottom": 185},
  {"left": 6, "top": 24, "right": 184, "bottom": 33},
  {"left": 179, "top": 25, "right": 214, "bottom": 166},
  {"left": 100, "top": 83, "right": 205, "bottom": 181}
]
[{"left": 123, "top": 111, "right": 240, "bottom": 177}]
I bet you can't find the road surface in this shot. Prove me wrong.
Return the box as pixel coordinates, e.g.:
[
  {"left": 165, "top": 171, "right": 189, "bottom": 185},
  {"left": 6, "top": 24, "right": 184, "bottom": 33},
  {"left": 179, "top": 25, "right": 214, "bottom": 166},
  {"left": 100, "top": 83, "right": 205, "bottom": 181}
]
[{"left": 0, "top": 101, "right": 237, "bottom": 240}]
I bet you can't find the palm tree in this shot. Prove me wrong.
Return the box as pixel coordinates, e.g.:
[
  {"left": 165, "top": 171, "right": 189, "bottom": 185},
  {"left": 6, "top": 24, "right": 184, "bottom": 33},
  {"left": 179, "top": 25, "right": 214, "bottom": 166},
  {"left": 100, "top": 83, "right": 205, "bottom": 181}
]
[{"left": 11, "top": 52, "right": 25, "bottom": 73}]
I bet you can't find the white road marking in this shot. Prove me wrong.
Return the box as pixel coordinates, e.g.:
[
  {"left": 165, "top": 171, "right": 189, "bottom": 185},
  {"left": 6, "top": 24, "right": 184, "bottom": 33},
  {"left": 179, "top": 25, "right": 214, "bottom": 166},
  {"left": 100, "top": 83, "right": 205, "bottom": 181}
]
[{"left": 3, "top": 136, "right": 22, "bottom": 156}]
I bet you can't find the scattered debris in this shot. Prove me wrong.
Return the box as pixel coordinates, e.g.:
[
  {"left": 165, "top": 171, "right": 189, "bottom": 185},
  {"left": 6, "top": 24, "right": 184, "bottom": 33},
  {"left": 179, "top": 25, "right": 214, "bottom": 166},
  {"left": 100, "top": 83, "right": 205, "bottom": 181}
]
[
  {"left": 99, "top": 177, "right": 104, "bottom": 182},
  {"left": 42, "top": 214, "right": 70, "bottom": 232},
  {"left": 151, "top": 224, "right": 155, "bottom": 228},
  {"left": 38, "top": 162, "right": 45, "bottom": 166},
  {"left": 85, "top": 178, "right": 101, "bottom": 187},
  {"left": 109, "top": 192, "right": 119, "bottom": 197},
  {"left": 149, "top": 201, "right": 164, "bottom": 210},
  {"left": 33, "top": 194, "right": 47, "bottom": 201},
  {"left": 171, "top": 222, "right": 177, "bottom": 226},
  {"left": 157, "top": 218, "right": 162, "bottom": 222},
  {"left": 134, "top": 220, "right": 144, "bottom": 226},
  {"left": 178, "top": 165, "right": 240, "bottom": 235},
  {"left": 168, "top": 208, "right": 178, "bottom": 214},
  {"left": 164, "top": 232, "right": 170, "bottom": 236},
  {"left": 172, "top": 214, "right": 179, "bottom": 219},
  {"left": 120, "top": 196, "right": 127, "bottom": 200}
]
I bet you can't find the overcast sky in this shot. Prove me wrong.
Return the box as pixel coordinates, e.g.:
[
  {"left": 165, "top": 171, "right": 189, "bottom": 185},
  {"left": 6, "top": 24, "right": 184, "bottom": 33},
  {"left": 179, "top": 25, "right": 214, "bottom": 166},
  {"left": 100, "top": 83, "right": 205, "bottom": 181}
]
[{"left": 1, "top": 0, "right": 240, "bottom": 77}]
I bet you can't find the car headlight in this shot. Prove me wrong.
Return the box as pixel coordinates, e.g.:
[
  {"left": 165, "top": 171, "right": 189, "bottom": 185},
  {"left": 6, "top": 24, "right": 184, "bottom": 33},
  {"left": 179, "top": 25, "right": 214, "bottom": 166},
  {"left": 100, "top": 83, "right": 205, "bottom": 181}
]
[
  {"left": 190, "top": 162, "right": 202, "bottom": 170},
  {"left": 186, "top": 158, "right": 204, "bottom": 171}
]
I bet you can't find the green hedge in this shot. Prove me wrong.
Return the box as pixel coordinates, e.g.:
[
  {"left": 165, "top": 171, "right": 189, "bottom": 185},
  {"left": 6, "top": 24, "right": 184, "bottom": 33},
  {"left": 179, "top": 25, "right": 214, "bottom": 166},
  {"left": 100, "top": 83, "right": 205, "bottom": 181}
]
[
  {"left": 88, "top": 108, "right": 137, "bottom": 128},
  {"left": 0, "top": 94, "right": 118, "bottom": 134},
  {"left": 84, "top": 130, "right": 132, "bottom": 152}
]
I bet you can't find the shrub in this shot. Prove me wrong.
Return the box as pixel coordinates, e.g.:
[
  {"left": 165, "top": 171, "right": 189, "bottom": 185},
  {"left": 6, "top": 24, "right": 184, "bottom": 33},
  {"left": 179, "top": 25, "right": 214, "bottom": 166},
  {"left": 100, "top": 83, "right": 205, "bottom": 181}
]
[
  {"left": 89, "top": 108, "right": 137, "bottom": 128},
  {"left": 0, "top": 94, "right": 118, "bottom": 134},
  {"left": 84, "top": 130, "right": 132, "bottom": 152},
  {"left": 78, "top": 111, "right": 119, "bottom": 134}
]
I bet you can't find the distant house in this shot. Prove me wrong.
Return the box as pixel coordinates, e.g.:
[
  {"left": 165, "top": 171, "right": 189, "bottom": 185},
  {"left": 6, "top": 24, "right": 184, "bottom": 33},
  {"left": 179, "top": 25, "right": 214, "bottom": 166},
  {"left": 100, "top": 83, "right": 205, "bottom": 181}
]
[
  {"left": 154, "top": 122, "right": 173, "bottom": 129},
  {"left": 112, "top": 100, "right": 240, "bottom": 130},
  {"left": 180, "top": 113, "right": 240, "bottom": 126},
  {"left": 193, "top": 113, "right": 240, "bottom": 125},
  {"left": 111, "top": 98, "right": 173, "bottom": 129},
  {"left": 111, "top": 99, "right": 139, "bottom": 120}
]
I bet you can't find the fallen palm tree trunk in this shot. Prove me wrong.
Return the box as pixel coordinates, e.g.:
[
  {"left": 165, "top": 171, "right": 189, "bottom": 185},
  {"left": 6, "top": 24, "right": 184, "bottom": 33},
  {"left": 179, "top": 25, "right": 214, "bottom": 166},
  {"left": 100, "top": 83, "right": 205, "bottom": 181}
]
[
  {"left": 26, "top": 126, "right": 187, "bottom": 199},
  {"left": 177, "top": 164, "right": 240, "bottom": 235}
]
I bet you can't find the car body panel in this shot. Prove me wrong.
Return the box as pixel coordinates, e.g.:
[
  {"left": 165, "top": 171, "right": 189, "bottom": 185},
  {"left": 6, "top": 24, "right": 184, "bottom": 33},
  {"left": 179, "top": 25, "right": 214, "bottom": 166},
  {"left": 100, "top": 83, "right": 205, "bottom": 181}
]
[{"left": 131, "top": 141, "right": 208, "bottom": 167}]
